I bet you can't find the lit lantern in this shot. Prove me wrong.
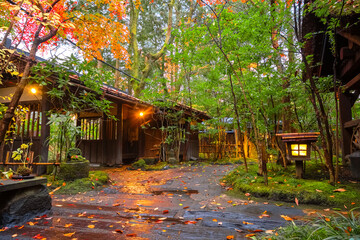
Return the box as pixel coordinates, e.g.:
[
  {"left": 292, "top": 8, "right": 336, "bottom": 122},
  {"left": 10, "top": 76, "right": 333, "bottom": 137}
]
[
  {"left": 139, "top": 112, "right": 144, "bottom": 117},
  {"left": 30, "top": 87, "right": 37, "bottom": 94},
  {"left": 276, "top": 132, "right": 319, "bottom": 178}
]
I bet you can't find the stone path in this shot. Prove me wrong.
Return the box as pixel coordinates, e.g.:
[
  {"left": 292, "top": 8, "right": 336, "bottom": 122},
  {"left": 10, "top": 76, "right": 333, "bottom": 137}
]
[{"left": 0, "top": 164, "right": 306, "bottom": 239}]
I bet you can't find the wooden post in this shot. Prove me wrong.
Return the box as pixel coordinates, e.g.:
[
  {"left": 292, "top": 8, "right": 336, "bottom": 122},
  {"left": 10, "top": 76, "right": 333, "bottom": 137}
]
[
  {"left": 295, "top": 160, "right": 304, "bottom": 178},
  {"left": 115, "top": 103, "right": 123, "bottom": 165},
  {"left": 38, "top": 90, "right": 50, "bottom": 175},
  {"left": 339, "top": 91, "right": 353, "bottom": 162}
]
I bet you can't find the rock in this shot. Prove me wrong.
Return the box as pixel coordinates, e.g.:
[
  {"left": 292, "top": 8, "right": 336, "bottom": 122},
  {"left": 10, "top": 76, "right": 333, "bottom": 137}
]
[
  {"left": 58, "top": 161, "right": 90, "bottom": 181},
  {"left": 0, "top": 185, "right": 51, "bottom": 227},
  {"left": 168, "top": 157, "right": 178, "bottom": 165}
]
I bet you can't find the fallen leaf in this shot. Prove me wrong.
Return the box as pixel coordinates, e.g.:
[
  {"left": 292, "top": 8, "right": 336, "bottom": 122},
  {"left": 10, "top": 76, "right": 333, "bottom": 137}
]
[
  {"left": 126, "top": 233, "right": 137, "bottom": 237},
  {"left": 64, "top": 224, "right": 73, "bottom": 228},
  {"left": 63, "top": 232, "right": 75, "bottom": 237},
  {"left": 28, "top": 222, "right": 35, "bottom": 226},
  {"left": 195, "top": 218, "right": 203, "bottom": 221},
  {"left": 295, "top": 197, "right": 299, "bottom": 206},
  {"left": 265, "top": 230, "right": 274, "bottom": 234},
  {"left": 333, "top": 188, "right": 346, "bottom": 192},
  {"left": 280, "top": 215, "right": 293, "bottom": 221},
  {"left": 32, "top": 234, "right": 46, "bottom": 239},
  {"left": 115, "top": 229, "right": 123, "bottom": 233},
  {"left": 243, "top": 221, "right": 253, "bottom": 225},
  {"left": 226, "top": 235, "right": 234, "bottom": 239},
  {"left": 87, "top": 225, "right": 95, "bottom": 228},
  {"left": 12, "top": 234, "right": 18, "bottom": 238},
  {"left": 184, "top": 221, "right": 197, "bottom": 224},
  {"left": 112, "top": 203, "right": 121, "bottom": 207},
  {"left": 249, "top": 229, "right": 263, "bottom": 233},
  {"left": 245, "top": 193, "right": 251, "bottom": 197},
  {"left": 352, "top": 202, "right": 356, "bottom": 205},
  {"left": 323, "top": 208, "right": 330, "bottom": 211},
  {"left": 163, "top": 210, "right": 169, "bottom": 214},
  {"left": 325, "top": 218, "right": 330, "bottom": 222},
  {"left": 212, "top": 219, "right": 218, "bottom": 222},
  {"left": 62, "top": 182, "right": 66, "bottom": 186},
  {"left": 245, "top": 234, "right": 256, "bottom": 237},
  {"left": 183, "top": 206, "right": 189, "bottom": 209},
  {"left": 235, "top": 228, "right": 243, "bottom": 233},
  {"left": 316, "top": 189, "right": 323, "bottom": 192}
]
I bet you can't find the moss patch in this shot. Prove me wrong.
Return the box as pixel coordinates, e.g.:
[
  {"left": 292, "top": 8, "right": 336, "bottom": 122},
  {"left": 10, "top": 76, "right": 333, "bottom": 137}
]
[
  {"left": 223, "top": 161, "right": 360, "bottom": 208},
  {"left": 46, "top": 170, "right": 109, "bottom": 195},
  {"left": 58, "top": 161, "right": 90, "bottom": 181}
]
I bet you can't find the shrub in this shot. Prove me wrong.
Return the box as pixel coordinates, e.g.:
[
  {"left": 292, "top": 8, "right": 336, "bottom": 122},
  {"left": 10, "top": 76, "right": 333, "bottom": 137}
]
[{"left": 66, "top": 148, "right": 82, "bottom": 161}]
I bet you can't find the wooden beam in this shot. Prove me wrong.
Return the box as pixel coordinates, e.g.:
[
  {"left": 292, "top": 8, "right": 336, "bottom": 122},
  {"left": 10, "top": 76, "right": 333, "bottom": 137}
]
[
  {"left": 345, "top": 73, "right": 360, "bottom": 90},
  {"left": 116, "top": 103, "right": 123, "bottom": 165},
  {"left": 339, "top": 32, "right": 360, "bottom": 47},
  {"left": 39, "top": 90, "right": 50, "bottom": 175},
  {"left": 339, "top": 92, "right": 353, "bottom": 159}
]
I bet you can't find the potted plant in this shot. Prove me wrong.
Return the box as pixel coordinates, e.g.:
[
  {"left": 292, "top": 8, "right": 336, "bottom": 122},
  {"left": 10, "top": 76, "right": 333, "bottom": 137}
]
[{"left": 12, "top": 143, "right": 33, "bottom": 177}]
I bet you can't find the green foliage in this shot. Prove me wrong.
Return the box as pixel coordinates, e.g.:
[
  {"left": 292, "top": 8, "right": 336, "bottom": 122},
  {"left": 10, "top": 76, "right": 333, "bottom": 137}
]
[
  {"left": 48, "top": 111, "right": 81, "bottom": 162},
  {"left": 256, "top": 209, "right": 360, "bottom": 240},
  {"left": 224, "top": 162, "right": 360, "bottom": 207},
  {"left": 47, "top": 171, "right": 109, "bottom": 195},
  {"left": 66, "top": 147, "right": 82, "bottom": 161},
  {"left": 131, "top": 159, "right": 147, "bottom": 170},
  {"left": 16, "top": 165, "right": 32, "bottom": 176},
  {"left": 11, "top": 143, "right": 33, "bottom": 166}
]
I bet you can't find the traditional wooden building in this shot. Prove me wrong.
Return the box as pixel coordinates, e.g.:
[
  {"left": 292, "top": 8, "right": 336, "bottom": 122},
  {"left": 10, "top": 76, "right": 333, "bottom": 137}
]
[
  {"left": 0, "top": 49, "right": 209, "bottom": 168},
  {"left": 303, "top": 11, "right": 360, "bottom": 160}
]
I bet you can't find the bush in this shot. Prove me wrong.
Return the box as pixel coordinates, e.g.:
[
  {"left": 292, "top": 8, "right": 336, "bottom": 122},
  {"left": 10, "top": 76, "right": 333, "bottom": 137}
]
[
  {"left": 256, "top": 209, "right": 360, "bottom": 240},
  {"left": 66, "top": 148, "right": 82, "bottom": 161}
]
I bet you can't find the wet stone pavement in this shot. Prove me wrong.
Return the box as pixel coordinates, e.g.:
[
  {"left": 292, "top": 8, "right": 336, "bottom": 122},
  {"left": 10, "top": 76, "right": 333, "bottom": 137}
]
[{"left": 0, "top": 164, "right": 306, "bottom": 239}]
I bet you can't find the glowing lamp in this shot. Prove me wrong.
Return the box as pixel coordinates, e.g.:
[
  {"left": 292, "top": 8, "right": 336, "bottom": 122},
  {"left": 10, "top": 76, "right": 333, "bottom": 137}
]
[
  {"left": 290, "top": 144, "right": 307, "bottom": 157},
  {"left": 276, "top": 132, "right": 320, "bottom": 179},
  {"left": 139, "top": 112, "right": 144, "bottom": 117},
  {"left": 30, "top": 88, "right": 37, "bottom": 94}
]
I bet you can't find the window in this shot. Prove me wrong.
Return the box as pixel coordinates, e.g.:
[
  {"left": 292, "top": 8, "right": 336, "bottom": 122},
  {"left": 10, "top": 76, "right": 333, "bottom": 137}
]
[{"left": 291, "top": 144, "right": 307, "bottom": 157}]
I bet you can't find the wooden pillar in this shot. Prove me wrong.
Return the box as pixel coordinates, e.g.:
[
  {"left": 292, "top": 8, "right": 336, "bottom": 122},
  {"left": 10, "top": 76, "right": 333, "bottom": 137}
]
[
  {"left": 295, "top": 160, "right": 304, "bottom": 179},
  {"left": 339, "top": 91, "right": 353, "bottom": 161},
  {"left": 102, "top": 113, "right": 108, "bottom": 165},
  {"left": 38, "top": 91, "right": 50, "bottom": 175},
  {"left": 115, "top": 103, "right": 123, "bottom": 165}
]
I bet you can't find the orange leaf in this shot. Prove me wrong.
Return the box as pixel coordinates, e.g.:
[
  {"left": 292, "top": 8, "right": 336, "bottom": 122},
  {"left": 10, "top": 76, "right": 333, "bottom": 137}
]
[
  {"left": 212, "top": 219, "right": 218, "bottom": 222},
  {"left": 243, "top": 221, "right": 253, "bottom": 225},
  {"left": 126, "top": 233, "right": 137, "bottom": 237},
  {"left": 245, "top": 234, "right": 256, "bottom": 238},
  {"left": 63, "top": 232, "right": 75, "bottom": 237},
  {"left": 333, "top": 188, "right": 346, "bottom": 192},
  {"left": 295, "top": 197, "right": 299, "bottom": 206},
  {"left": 64, "top": 224, "right": 73, "bottom": 228},
  {"left": 62, "top": 182, "right": 66, "bottom": 186},
  {"left": 249, "top": 229, "right": 263, "bottom": 233},
  {"left": 88, "top": 225, "right": 95, "bottom": 228},
  {"left": 195, "top": 218, "right": 203, "bottom": 221},
  {"left": 280, "top": 215, "right": 293, "bottom": 221},
  {"left": 184, "top": 221, "right": 197, "bottom": 224},
  {"left": 325, "top": 218, "right": 331, "bottom": 222},
  {"left": 245, "top": 193, "right": 251, "bottom": 197},
  {"left": 115, "top": 229, "right": 123, "bottom": 233},
  {"left": 112, "top": 203, "right": 120, "bottom": 207},
  {"left": 226, "top": 235, "right": 234, "bottom": 239},
  {"left": 183, "top": 206, "right": 189, "bottom": 209}
]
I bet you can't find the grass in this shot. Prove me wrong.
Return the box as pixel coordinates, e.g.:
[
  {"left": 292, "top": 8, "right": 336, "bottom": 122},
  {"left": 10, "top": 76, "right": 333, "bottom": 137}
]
[
  {"left": 255, "top": 209, "right": 360, "bottom": 240},
  {"left": 45, "top": 170, "right": 109, "bottom": 194},
  {"left": 223, "top": 160, "right": 360, "bottom": 208}
]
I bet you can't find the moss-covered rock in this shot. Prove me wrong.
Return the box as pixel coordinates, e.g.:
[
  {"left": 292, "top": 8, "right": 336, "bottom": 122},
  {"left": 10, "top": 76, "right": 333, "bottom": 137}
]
[
  {"left": 58, "top": 161, "right": 90, "bottom": 181},
  {"left": 131, "top": 159, "right": 147, "bottom": 170}
]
